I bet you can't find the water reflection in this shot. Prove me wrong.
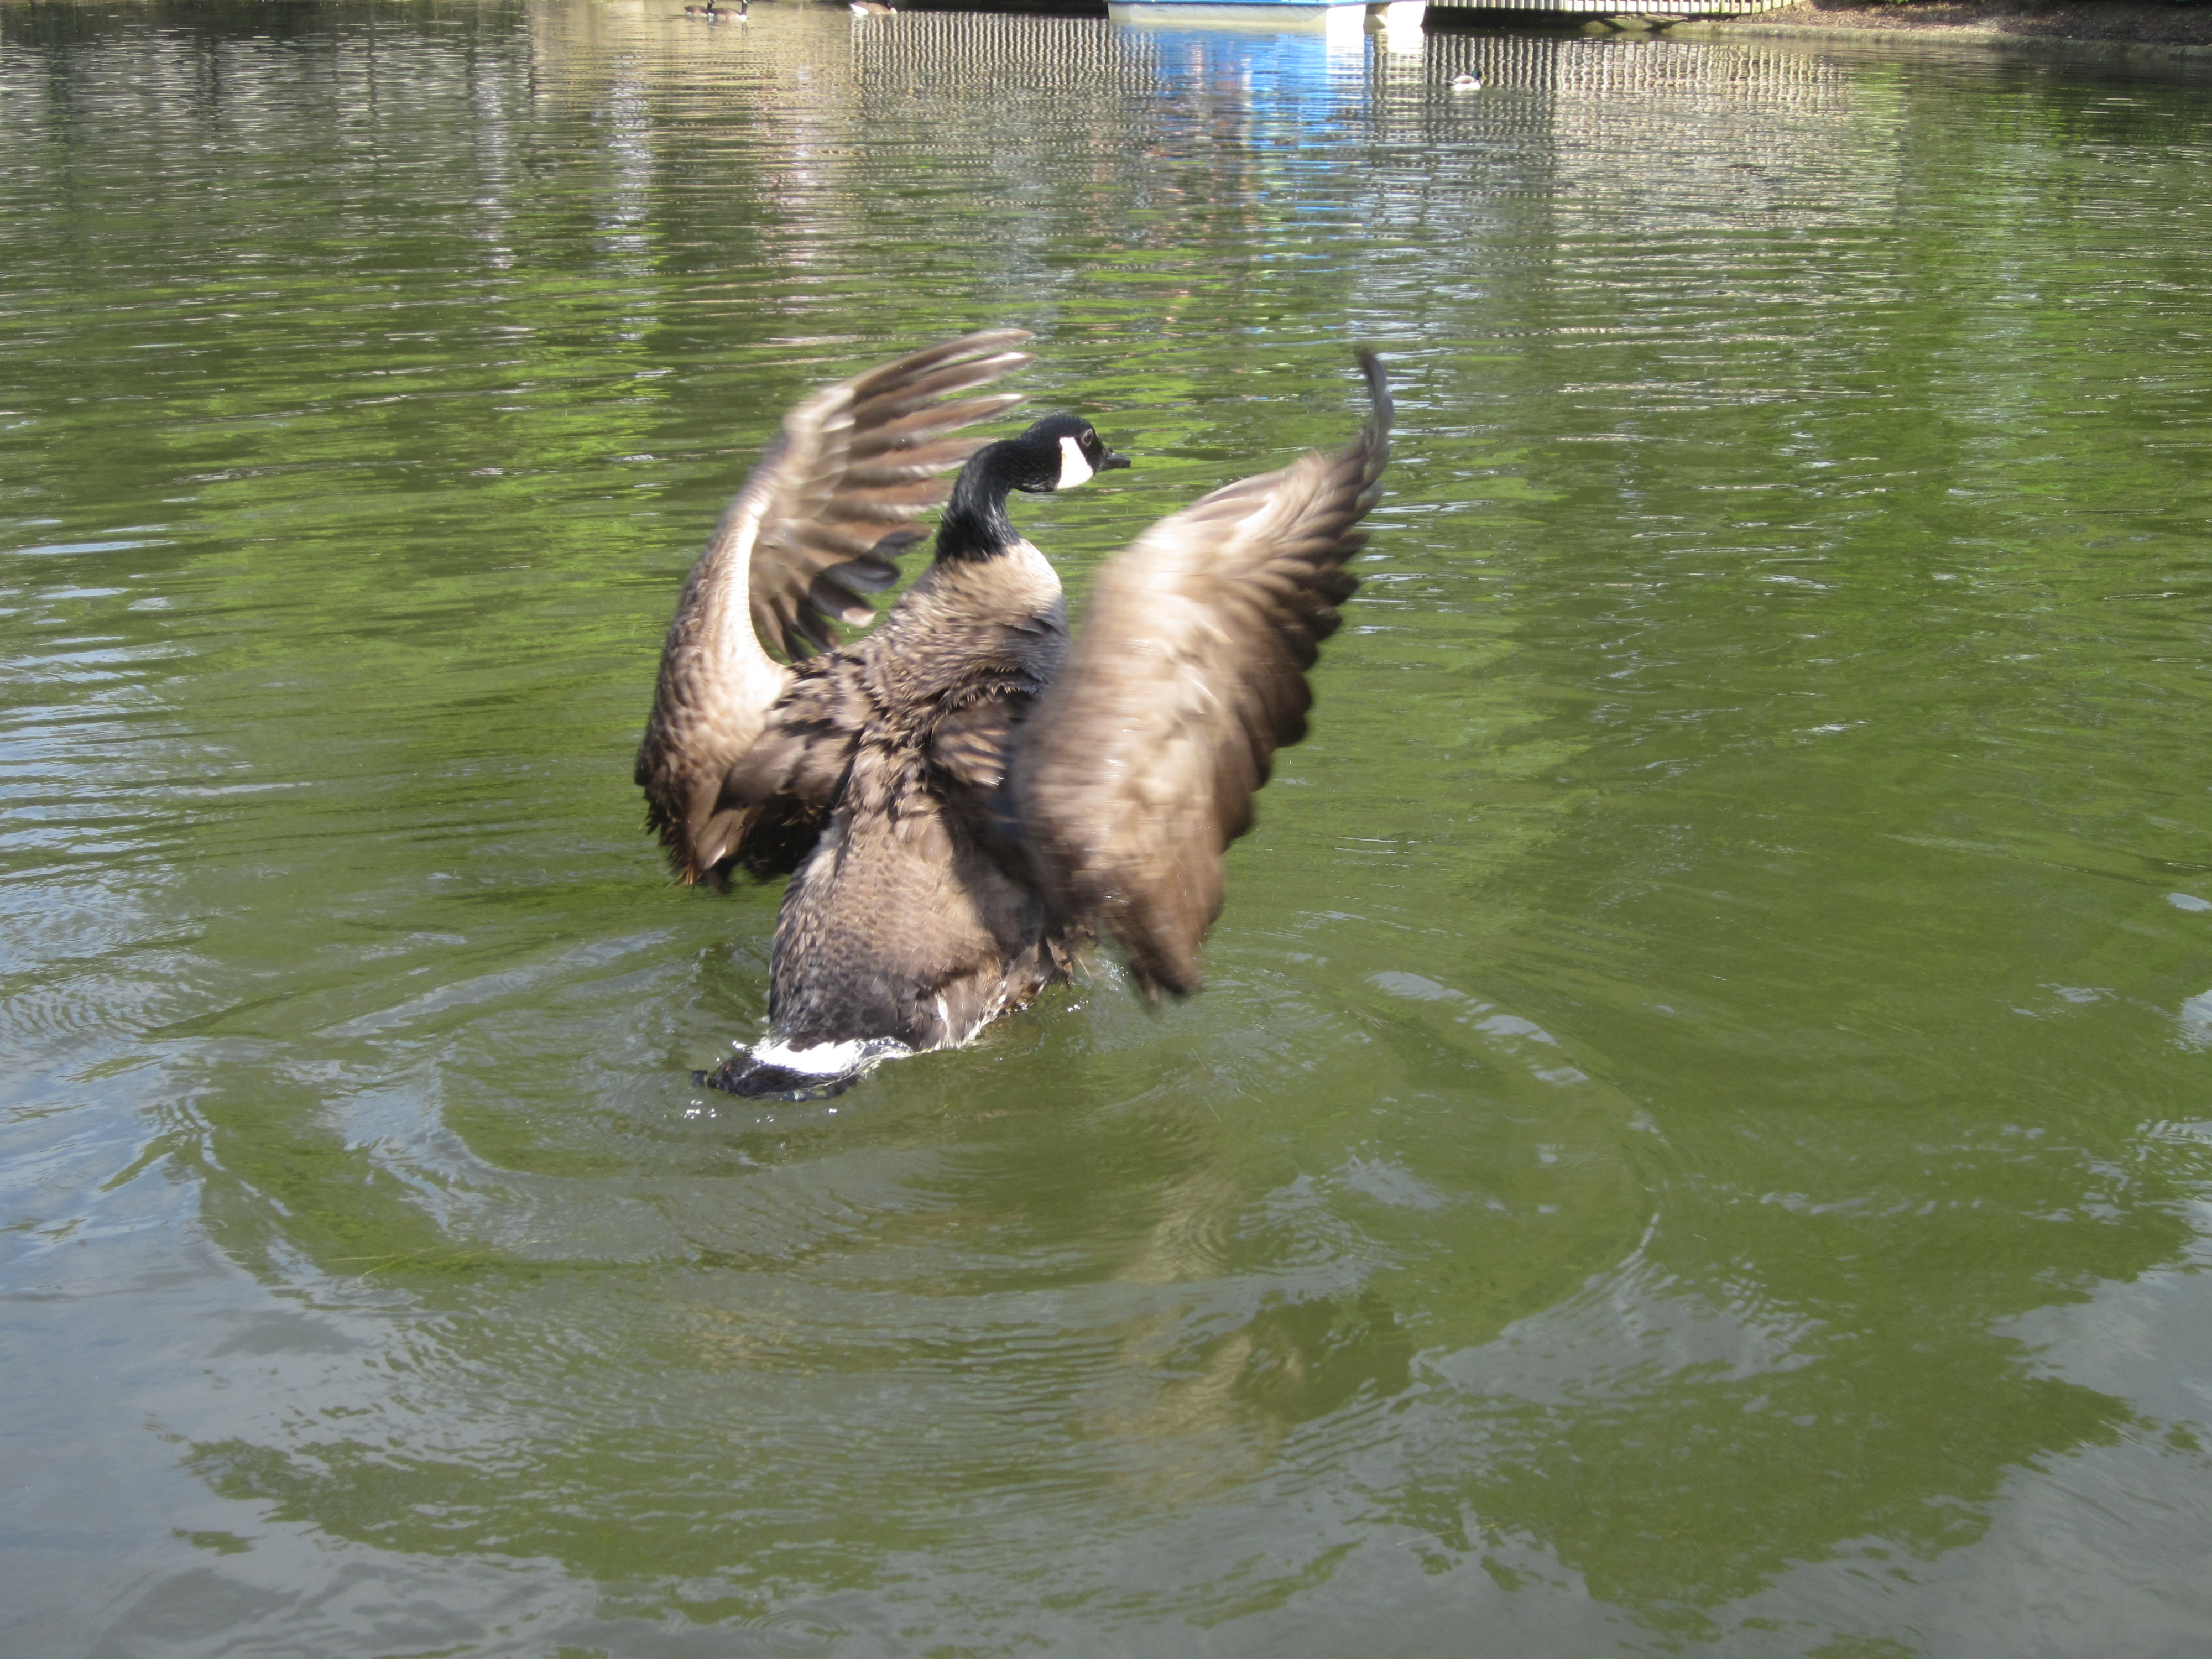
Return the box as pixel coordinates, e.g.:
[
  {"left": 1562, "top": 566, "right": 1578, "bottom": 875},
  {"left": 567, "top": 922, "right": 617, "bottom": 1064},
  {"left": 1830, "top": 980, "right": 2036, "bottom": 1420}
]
[{"left": 5, "top": 2, "right": 2212, "bottom": 1653}]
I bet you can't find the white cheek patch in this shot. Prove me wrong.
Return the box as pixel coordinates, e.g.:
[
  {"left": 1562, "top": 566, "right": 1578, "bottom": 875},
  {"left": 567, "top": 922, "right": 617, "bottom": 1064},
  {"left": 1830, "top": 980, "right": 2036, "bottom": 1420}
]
[{"left": 1056, "top": 434, "right": 1095, "bottom": 491}]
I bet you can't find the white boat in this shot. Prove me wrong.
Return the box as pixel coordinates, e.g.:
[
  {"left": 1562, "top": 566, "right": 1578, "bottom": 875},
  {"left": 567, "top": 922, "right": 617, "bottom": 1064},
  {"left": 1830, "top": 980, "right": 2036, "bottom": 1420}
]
[{"left": 1107, "top": 0, "right": 1427, "bottom": 38}]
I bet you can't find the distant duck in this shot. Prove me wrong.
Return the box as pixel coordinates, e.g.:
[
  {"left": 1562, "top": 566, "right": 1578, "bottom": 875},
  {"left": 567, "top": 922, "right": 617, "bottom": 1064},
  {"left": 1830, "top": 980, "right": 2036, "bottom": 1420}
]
[
  {"left": 850, "top": 1, "right": 895, "bottom": 13},
  {"left": 685, "top": 0, "right": 745, "bottom": 18},
  {"left": 636, "top": 332, "right": 1392, "bottom": 1098},
  {"left": 1451, "top": 70, "right": 1483, "bottom": 92}
]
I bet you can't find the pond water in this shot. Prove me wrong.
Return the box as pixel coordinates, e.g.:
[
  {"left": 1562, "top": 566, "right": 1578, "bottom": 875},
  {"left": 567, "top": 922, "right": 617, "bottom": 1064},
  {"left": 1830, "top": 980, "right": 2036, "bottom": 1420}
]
[{"left": 4, "top": 2, "right": 2211, "bottom": 1653}]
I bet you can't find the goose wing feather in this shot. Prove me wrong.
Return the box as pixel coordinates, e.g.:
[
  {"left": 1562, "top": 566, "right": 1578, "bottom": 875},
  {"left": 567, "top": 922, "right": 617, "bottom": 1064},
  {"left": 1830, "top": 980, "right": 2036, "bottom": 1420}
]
[
  {"left": 755, "top": 337, "right": 1037, "bottom": 658},
  {"left": 1008, "top": 349, "right": 1392, "bottom": 997},
  {"left": 636, "top": 330, "right": 1032, "bottom": 884}
]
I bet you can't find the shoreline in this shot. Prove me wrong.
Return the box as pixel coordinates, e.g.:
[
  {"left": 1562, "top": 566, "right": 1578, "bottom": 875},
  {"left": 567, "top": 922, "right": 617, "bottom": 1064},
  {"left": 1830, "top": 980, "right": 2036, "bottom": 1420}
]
[{"left": 1653, "top": 1, "right": 2212, "bottom": 57}]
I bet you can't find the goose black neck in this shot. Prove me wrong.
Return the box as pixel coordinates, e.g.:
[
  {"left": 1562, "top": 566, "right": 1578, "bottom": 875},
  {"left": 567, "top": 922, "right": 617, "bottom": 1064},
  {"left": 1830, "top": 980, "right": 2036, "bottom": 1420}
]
[{"left": 934, "top": 441, "right": 1024, "bottom": 564}]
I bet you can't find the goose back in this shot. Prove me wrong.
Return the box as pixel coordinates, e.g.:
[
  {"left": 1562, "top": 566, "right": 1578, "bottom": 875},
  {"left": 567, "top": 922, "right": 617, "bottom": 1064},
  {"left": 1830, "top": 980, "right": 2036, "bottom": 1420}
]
[{"left": 757, "top": 536, "right": 1069, "bottom": 1052}]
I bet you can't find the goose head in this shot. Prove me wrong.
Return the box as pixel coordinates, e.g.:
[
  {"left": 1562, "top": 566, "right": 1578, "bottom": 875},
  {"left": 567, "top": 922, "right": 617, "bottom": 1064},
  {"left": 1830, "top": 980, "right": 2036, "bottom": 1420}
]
[
  {"left": 1000, "top": 413, "right": 1130, "bottom": 494},
  {"left": 935, "top": 414, "right": 1129, "bottom": 562}
]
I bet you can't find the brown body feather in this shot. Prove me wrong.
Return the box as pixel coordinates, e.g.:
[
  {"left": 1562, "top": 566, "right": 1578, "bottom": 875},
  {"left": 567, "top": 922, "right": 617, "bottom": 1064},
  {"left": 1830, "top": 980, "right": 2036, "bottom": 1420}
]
[{"left": 758, "top": 540, "right": 1068, "bottom": 1051}]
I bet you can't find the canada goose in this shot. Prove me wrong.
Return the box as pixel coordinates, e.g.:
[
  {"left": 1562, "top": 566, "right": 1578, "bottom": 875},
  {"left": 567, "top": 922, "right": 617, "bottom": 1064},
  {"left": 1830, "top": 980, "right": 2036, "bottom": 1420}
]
[{"left": 636, "top": 332, "right": 1391, "bottom": 1098}]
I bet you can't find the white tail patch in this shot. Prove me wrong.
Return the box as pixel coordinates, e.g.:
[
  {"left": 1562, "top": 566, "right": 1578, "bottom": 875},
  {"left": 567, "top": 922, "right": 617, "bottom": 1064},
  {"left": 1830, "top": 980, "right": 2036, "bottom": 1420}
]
[
  {"left": 1056, "top": 435, "right": 1095, "bottom": 491},
  {"left": 748, "top": 1036, "right": 911, "bottom": 1076}
]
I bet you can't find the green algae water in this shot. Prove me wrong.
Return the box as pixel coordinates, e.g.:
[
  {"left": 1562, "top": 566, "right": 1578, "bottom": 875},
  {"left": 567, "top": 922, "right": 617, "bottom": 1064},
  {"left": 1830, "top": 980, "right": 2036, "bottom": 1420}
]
[{"left": 4, "top": 3, "right": 2211, "bottom": 1652}]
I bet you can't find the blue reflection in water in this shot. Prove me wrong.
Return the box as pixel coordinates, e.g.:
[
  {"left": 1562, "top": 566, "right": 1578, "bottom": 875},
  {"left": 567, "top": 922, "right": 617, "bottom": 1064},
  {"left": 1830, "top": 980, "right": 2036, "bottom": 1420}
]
[{"left": 1119, "top": 20, "right": 1375, "bottom": 113}]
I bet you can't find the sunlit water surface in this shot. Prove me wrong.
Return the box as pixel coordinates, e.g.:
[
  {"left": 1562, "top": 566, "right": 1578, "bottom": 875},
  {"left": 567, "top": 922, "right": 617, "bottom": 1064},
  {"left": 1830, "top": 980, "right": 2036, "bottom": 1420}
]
[{"left": 4, "top": 2, "right": 2211, "bottom": 1653}]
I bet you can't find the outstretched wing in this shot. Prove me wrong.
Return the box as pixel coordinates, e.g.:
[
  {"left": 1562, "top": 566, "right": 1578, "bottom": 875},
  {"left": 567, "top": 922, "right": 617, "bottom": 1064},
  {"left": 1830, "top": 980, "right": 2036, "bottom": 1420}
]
[
  {"left": 635, "top": 330, "right": 1034, "bottom": 885},
  {"left": 1007, "top": 349, "right": 1392, "bottom": 997},
  {"left": 748, "top": 330, "right": 1037, "bottom": 661}
]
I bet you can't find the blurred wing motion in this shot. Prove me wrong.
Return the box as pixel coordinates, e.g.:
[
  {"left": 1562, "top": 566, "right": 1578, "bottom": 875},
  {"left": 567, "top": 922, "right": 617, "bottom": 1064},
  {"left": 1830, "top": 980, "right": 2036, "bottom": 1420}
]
[
  {"left": 1009, "top": 348, "right": 1392, "bottom": 997},
  {"left": 635, "top": 330, "right": 1034, "bottom": 883}
]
